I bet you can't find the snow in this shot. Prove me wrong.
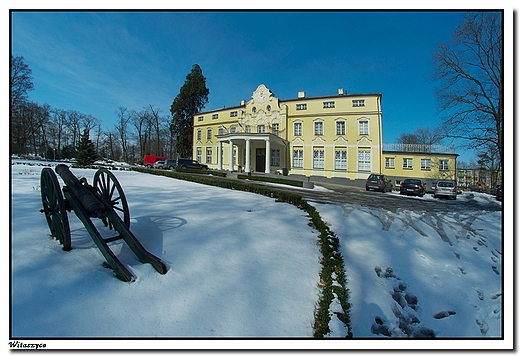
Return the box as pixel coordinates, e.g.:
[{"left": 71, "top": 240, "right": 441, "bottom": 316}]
[{"left": 9, "top": 161, "right": 511, "bottom": 350}]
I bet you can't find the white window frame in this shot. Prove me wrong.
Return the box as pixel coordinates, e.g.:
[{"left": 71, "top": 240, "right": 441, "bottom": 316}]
[
  {"left": 385, "top": 157, "right": 395, "bottom": 169},
  {"left": 245, "top": 125, "right": 251, "bottom": 133},
  {"left": 439, "top": 160, "right": 449, "bottom": 171},
  {"left": 352, "top": 100, "right": 365, "bottom": 107},
  {"left": 293, "top": 149, "right": 304, "bottom": 168},
  {"left": 296, "top": 103, "right": 307, "bottom": 110},
  {"left": 336, "top": 120, "right": 346, "bottom": 135},
  {"left": 196, "top": 148, "right": 202, "bottom": 162},
  {"left": 257, "top": 125, "right": 265, "bottom": 133},
  {"left": 207, "top": 128, "right": 212, "bottom": 139},
  {"left": 272, "top": 123, "right": 279, "bottom": 135},
  {"left": 212, "top": 114, "right": 218, "bottom": 119},
  {"left": 359, "top": 120, "right": 369, "bottom": 135},
  {"left": 314, "top": 121, "right": 324, "bottom": 135},
  {"left": 335, "top": 149, "right": 347, "bottom": 170},
  {"left": 197, "top": 129, "right": 202, "bottom": 140},
  {"left": 403, "top": 158, "right": 413, "bottom": 169},
  {"left": 313, "top": 149, "right": 325, "bottom": 169},
  {"left": 323, "top": 101, "right": 335, "bottom": 108},
  {"left": 206, "top": 149, "right": 212, "bottom": 164},
  {"left": 197, "top": 116, "right": 204, "bottom": 121},
  {"left": 294, "top": 122, "right": 302, "bottom": 136},
  {"left": 421, "top": 159, "right": 431, "bottom": 170},
  {"left": 358, "top": 149, "right": 371, "bottom": 171},
  {"left": 230, "top": 111, "right": 238, "bottom": 117}
]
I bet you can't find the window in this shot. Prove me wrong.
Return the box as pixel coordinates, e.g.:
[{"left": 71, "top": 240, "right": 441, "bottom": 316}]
[
  {"left": 207, "top": 128, "right": 212, "bottom": 139},
  {"left": 385, "top": 157, "right": 395, "bottom": 168},
  {"left": 271, "top": 149, "right": 280, "bottom": 166},
  {"left": 206, "top": 149, "right": 212, "bottom": 164},
  {"left": 403, "top": 158, "right": 413, "bottom": 169},
  {"left": 421, "top": 159, "right": 431, "bottom": 170},
  {"left": 196, "top": 148, "right": 202, "bottom": 162},
  {"left": 212, "top": 114, "right": 218, "bottom": 119},
  {"left": 252, "top": 107, "right": 257, "bottom": 113},
  {"left": 197, "top": 129, "right": 202, "bottom": 140},
  {"left": 352, "top": 100, "right": 365, "bottom": 107},
  {"left": 293, "top": 149, "right": 303, "bottom": 167},
  {"left": 323, "top": 101, "right": 335, "bottom": 108},
  {"left": 230, "top": 126, "right": 236, "bottom": 133},
  {"left": 245, "top": 125, "right": 251, "bottom": 133},
  {"left": 272, "top": 123, "right": 279, "bottom": 135},
  {"left": 218, "top": 127, "right": 224, "bottom": 136},
  {"left": 230, "top": 111, "right": 238, "bottom": 117},
  {"left": 266, "top": 105, "right": 271, "bottom": 112},
  {"left": 358, "top": 150, "right": 371, "bottom": 171},
  {"left": 197, "top": 116, "right": 204, "bottom": 121},
  {"left": 439, "top": 160, "right": 449, "bottom": 171},
  {"left": 296, "top": 103, "right": 307, "bottom": 110},
  {"left": 313, "top": 149, "right": 325, "bottom": 169},
  {"left": 294, "top": 122, "right": 302, "bottom": 136},
  {"left": 335, "top": 149, "right": 347, "bottom": 170},
  {"left": 336, "top": 121, "right": 346, "bottom": 135},
  {"left": 359, "top": 120, "right": 369, "bottom": 135},
  {"left": 314, "top": 121, "right": 324, "bottom": 135},
  {"left": 257, "top": 125, "right": 265, "bottom": 133}
]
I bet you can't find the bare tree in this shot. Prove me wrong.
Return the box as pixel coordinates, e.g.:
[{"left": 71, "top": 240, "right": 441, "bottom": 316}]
[
  {"left": 115, "top": 107, "right": 131, "bottom": 162},
  {"left": 432, "top": 12, "right": 503, "bottom": 171}
]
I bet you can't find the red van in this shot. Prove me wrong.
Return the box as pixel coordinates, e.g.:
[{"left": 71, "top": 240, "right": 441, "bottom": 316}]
[{"left": 143, "top": 155, "right": 166, "bottom": 168}]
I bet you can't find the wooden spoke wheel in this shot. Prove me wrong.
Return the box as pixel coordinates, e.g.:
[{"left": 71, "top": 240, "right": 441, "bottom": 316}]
[
  {"left": 40, "top": 168, "right": 71, "bottom": 251},
  {"left": 93, "top": 169, "right": 130, "bottom": 228}
]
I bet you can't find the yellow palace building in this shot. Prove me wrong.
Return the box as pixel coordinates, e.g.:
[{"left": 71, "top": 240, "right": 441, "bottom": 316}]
[{"left": 192, "top": 84, "right": 457, "bottom": 185}]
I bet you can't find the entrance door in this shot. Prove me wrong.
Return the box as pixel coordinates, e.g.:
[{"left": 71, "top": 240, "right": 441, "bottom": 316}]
[{"left": 255, "top": 148, "right": 266, "bottom": 172}]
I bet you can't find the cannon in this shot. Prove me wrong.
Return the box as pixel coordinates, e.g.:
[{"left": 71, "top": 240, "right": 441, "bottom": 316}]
[{"left": 40, "top": 164, "right": 167, "bottom": 282}]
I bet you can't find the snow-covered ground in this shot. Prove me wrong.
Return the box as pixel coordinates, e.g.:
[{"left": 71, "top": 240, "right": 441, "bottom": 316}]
[{"left": 9, "top": 161, "right": 511, "bottom": 350}]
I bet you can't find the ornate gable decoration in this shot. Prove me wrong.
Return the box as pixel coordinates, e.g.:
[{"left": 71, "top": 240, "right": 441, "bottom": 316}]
[{"left": 242, "top": 84, "right": 287, "bottom": 132}]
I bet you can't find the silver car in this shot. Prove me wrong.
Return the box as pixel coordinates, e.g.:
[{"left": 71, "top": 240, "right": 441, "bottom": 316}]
[{"left": 434, "top": 181, "right": 457, "bottom": 200}]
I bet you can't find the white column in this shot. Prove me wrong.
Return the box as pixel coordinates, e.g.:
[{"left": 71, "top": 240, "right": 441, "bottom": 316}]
[
  {"left": 217, "top": 141, "right": 222, "bottom": 170},
  {"left": 245, "top": 139, "right": 251, "bottom": 173},
  {"left": 265, "top": 139, "right": 271, "bottom": 174},
  {"left": 228, "top": 140, "right": 233, "bottom": 172}
]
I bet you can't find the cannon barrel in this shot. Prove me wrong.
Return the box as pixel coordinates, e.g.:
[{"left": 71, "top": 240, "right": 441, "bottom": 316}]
[{"left": 55, "top": 164, "right": 105, "bottom": 218}]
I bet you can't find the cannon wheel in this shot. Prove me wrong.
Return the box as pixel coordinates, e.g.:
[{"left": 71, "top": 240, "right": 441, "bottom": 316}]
[
  {"left": 40, "top": 168, "right": 71, "bottom": 251},
  {"left": 93, "top": 169, "right": 130, "bottom": 228}
]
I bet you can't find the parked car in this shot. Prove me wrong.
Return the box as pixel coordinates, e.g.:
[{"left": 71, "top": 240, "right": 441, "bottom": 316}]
[
  {"left": 163, "top": 159, "right": 176, "bottom": 170},
  {"left": 175, "top": 158, "right": 209, "bottom": 170},
  {"left": 365, "top": 174, "right": 393, "bottom": 193},
  {"left": 399, "top": 179, "right": 425, "bottom": 197},
  {"left": 154, "top": 160, "right": 165, "bottom": 169},
  {"left": 434, "top": 181, "right": 457, "bottom": 200},
  {"left": 495, "top": 184, "right": 502, "bottom": 201}
]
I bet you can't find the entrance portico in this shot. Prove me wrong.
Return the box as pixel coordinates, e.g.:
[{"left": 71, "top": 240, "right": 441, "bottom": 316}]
[{"left": 216, "top": 133, "right": 288, "bottom": 174}]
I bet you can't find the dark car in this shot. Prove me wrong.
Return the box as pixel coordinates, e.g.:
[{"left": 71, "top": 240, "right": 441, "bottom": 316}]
[
  {"left": 175, "top": 158, "right": 209, "bottom": 170},
  {"left": 399, "top": 179, "right": 425, "bottom": 197},
  {"left": 163, "top": 159, "right": 176, "bottom": 170},
  {"left": 495, "top": 184, "right": 502, "bottom": 201},
  {"left": 365, "top": 174, "right": 393, "bottom": 193}
]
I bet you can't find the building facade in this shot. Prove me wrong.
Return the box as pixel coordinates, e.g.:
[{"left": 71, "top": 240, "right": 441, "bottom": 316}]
[
  {"left": 193, "top": 84, "right": 383, "bottom": 180},
  {"left": 381, "top": 143, "right": 459, "bottom": 192}
]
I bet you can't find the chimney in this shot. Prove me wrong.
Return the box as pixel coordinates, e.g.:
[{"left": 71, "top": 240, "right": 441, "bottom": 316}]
[
  {"left": 240, "top": 100, "right": 246, "bottom": 105},
  {"left": 298, "top": 91, "right": 306, "bottom": 98},
  {"left": 338, "top": 88, "right": 344, "bottom": 95}
]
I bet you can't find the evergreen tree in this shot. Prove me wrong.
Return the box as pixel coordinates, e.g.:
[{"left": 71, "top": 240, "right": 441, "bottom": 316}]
[
  {"left": 75, "top": 129, "right": 98, "bottom": 167},
  {"left": 170, "top": 64, "right": 210, "bottom": 158}
]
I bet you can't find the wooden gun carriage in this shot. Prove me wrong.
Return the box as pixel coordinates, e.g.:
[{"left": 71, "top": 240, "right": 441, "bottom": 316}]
[{"left": 39, "top": 164, "right": 167, "bottom": 282}]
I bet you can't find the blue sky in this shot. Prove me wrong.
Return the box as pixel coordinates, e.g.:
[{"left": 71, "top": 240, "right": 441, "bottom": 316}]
[{"left": 10, "top": 10, "right": 494, "bottom": 162}]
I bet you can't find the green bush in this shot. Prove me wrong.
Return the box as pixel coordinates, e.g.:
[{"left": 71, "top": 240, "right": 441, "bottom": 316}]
[{"left": 237, "top": 174, "right": 304, "bottom": 187}]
